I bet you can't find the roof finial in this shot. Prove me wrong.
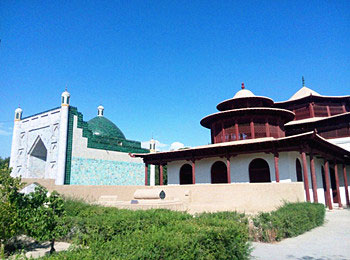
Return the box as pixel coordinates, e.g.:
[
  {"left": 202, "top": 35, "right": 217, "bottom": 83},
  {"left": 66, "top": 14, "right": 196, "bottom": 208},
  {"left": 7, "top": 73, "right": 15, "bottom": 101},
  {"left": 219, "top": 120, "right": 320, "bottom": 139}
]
[
  {"left": 241, "top": 82, "right": 245, "bottom": 89},
  {"left": 302, "top": 76, "right": 305, "bottom": 87}
]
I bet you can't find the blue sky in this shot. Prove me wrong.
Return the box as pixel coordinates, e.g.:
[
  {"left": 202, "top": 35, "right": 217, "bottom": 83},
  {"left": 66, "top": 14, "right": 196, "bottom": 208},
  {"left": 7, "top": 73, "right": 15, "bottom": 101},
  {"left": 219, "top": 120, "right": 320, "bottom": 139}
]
[{"left": 1, "top": 0, "right": 349, "bottom": 157}]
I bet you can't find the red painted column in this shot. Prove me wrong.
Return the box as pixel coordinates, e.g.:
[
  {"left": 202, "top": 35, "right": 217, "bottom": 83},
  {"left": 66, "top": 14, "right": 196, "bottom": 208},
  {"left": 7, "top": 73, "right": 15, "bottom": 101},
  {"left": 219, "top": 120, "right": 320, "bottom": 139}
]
[
  {"left": 226, "top": 157, "right": 231, "bottom": 183},
  {"left": 250, "top": 121, "right": 255, "bottom": 139},
  {"left": 301, "top": 152, "right": 311, "bottom": 202},
  {"left": 343, "top": 164, "right": 350, "bottom": 207},
  {"left": 274, "top": 152, "right": 280, "bottom": 183},
  {"left": 324, "top": 160, "right": 333, "bottom": 209},
  {"left": 144, "top": 164, "right": 148, "bottom": 186},
  {"left": 265, "top": 121, "right": 270, "bottom": 137},
  {"left": 235, "top": 121, "right": 239, "bottom": 141},
  {"left": 309, "top": 103, "right": 315, "bottom": 117},
  {"left": 334, "top": 162, "right": 342, "bottom": 207},
  {"left": 221, "top": 121, "right": 226, "bottom": 142},
  {"left": 342, "top": 103, "right": 347, "bottom": 113},
  {"left": 326, "top": 105, "right": 331, "bottom": 117},
  {"left": 159, "top": 165, "right": 164, "bottom": 186},
  {"left": 211, "top": 124, "right": 214, "bottom": 144},
  {"left": 310, "top": 154, "right": 318, "bottom": 203},
  {"left": 192, "top": 160, "right": 196, "bottom": 184}
]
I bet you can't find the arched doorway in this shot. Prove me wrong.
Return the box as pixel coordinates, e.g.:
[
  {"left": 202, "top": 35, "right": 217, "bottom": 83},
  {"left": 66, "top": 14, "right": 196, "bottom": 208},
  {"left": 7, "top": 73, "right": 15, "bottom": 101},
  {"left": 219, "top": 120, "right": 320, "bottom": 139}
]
[
  {"left": 179, "top": 164, "right": 193, "bottom": 185},
  {"left": 211, "top": 161, "right": 228, "bottom": 184},
  {"left": 296, "top": 159, "right": 303, "bottom": 182},
  {"left": 249, "top": 158, "right": 271, "bottom": 183},
  {"left": 28, "top": 136, "right": 47, "bottom": 177}
]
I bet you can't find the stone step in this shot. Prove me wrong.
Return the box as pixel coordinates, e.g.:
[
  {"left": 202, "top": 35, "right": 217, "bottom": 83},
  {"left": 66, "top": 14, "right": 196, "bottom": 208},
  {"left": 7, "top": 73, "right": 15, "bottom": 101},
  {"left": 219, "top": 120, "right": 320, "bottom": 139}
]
[{"left": 98, "top": 195, "right": 119, "bottom": 202}]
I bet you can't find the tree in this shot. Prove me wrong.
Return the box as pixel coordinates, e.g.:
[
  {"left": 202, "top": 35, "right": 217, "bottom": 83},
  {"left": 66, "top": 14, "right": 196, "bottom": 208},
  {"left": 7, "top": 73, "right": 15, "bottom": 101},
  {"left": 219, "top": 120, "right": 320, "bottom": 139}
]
[
  {"left": 0, "top": 163, "right": 25, "bottom": 257},
  {"left": 24, "top": 187, "right": 67, "bottom": 254}
]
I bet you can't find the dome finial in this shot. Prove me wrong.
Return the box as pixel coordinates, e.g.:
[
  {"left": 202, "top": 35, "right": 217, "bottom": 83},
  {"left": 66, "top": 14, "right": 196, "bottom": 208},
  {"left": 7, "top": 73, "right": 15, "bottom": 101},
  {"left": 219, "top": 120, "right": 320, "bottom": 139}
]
[
  {"left": 302, "top": 76, "right": 305, "bottom": 87},
  {"left": 241, "top": 82, "right": 245, "bottom": 89}
]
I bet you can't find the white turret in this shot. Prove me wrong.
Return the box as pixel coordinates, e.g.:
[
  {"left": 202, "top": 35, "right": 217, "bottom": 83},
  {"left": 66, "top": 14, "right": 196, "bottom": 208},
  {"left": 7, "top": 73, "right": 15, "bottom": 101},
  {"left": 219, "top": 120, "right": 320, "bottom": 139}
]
[
  {"left": 56, "top": 89, "right": 70, "bottom": 185},
  {"left": 98, "top": 105, "right": 104, "bottom": 117},
  {"left": 149, "top": 137, "right": 156, "bottom": 186},
  {"left": 61, "top": 89, "right": 70, "bottom": 106},
  {"left": 9, "top": 106, "right": 23, "bottom": 169}
]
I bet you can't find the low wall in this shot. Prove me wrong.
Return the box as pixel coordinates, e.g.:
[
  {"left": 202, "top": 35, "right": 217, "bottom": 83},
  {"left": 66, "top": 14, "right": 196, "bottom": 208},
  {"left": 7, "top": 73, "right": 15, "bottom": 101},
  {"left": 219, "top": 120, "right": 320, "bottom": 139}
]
[{"left": 22, "top": 178, "right": 305, "bottom": 214}]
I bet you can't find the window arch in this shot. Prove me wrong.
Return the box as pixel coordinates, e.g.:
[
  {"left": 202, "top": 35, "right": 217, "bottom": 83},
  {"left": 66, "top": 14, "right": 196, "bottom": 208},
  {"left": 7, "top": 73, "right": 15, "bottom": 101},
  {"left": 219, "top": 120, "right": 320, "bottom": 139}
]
[
  {"left": 179, "top": 164, "right": 193, "bottom": 185},
  {"left": 211, "top": 161, "right": 228, "bottom": 184},
  {"left": 249, "top": 158, "right": 271, "bottom": 183},
  {"left": 296, "top": 159, "right": 303, "bottom": 182}
]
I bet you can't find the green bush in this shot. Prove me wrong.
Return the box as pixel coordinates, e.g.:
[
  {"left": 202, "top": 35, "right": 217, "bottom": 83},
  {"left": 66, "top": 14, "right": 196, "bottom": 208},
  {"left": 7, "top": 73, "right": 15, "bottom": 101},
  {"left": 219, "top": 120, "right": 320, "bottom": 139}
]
[
  {"left": 252, "top": 202, "right": 325, "bottom": 242},
  {"left": 43, "top": 200, "right": 251, "bottom": 259}
]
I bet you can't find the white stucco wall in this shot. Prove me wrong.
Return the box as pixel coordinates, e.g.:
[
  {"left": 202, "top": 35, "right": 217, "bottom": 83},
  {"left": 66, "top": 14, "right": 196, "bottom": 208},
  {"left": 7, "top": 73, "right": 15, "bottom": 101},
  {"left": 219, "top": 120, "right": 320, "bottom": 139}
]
[
  {"left": 10, "top": 108, "right": 62, "bottom": 181},
  {"left": 168, "top": 152, "right": 303, "bottom": 185},
  {"left": 167, "top": 150, "right": 350, "bottom": 207}
]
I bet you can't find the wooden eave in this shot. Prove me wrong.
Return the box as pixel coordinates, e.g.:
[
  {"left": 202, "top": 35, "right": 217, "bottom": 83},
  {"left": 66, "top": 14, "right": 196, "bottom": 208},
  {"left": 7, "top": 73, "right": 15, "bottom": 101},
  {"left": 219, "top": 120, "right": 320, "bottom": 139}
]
[
  {"left": 275, "top": 95, "right": 350, "bottom": 108},
  {"left": 285, "top": 113, "right": 350, "bottom": 134},
  {"left": 216, "top": 96, "right": 274, "bottom": 111},
  {"left": 134, "top": 132, "right": 350, "bottom": 164},
  {"left": 200, "top": 107, "right": 295, "bottom": 128}
]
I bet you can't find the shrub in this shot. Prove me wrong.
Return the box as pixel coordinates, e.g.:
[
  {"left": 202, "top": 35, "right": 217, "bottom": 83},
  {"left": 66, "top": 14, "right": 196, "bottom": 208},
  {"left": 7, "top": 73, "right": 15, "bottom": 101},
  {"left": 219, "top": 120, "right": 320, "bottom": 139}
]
[
  {"left": 252, "top": 202, "right": 325, "bottom": 242},
  {"left": 44, "top": 200, "right": 252, "bottom": 259}
]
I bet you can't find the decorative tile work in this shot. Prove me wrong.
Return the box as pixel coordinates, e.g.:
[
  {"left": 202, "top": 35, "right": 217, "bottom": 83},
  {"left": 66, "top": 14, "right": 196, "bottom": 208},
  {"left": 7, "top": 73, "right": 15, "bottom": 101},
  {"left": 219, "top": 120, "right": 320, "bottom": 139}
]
[
  {"left": 64, "top": 107, "right": 149, "bottom": 185},
  {"left": 70, "top": 157, "right": 145, "bottom": 185}
]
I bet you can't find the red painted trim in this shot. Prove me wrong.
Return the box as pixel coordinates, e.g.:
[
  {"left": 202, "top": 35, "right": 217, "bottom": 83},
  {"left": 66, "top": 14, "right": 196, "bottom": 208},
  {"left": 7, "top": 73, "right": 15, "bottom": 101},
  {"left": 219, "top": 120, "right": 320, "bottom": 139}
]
[
  {"left": 221, "top": 120, "right": 226, "bottom": 142},
  {"left": 274, "top": 153, "right": 280, "bottom": 182},
  {"left": 265, "top": 121, "right": 270, "bottom": 137},
  {"left": 192, "top": 160, "right": 196, "bottom": 184},
  {"left": 145, "top": 164, "right": 148, "bottom": 186},
  {"left": 235, "top": 121, "right": 239, "bottom": 141},
  {"left": 250, "top": 121, "right": 255, "bottom": 139},
  {"left": 342, "top": 104, "right": 346, "bottom": 113},
  {"left": 310, "top": 154, "right": 318, "bottom": 203},
  {"left": 309, "top": 103, "right": 315, "bottom": 118},
  {"left": 334, "top": 162, "right": 342, "bottom": 207},
  {"left": 324, "top": 161, "right": 333, "bottom": 209},
  {"left": 160, "top": 165, "right": 164, "bottom": 186},
  {"left": 226, "top": 157, "right": 231, "bottom": 183},
  {"left": 301, "top": 152, "right": 311, "bottom": 202},
  {"left": 326, "top": 105, "right": 331, "bottom": 117},
  {"left": 343, "top": 164, "right": 350, "bottom": 206}
]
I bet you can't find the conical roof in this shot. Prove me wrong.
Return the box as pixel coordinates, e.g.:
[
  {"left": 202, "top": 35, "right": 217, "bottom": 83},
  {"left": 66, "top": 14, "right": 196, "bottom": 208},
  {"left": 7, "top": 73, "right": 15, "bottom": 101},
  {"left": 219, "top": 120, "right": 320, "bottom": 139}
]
[{"left": 289, "top": 86, "right": 321, "bottom": 101}]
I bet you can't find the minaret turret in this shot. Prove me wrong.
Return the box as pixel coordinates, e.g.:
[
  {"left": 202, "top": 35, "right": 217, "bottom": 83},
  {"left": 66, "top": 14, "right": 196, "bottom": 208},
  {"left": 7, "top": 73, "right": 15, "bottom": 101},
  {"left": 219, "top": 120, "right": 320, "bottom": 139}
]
[
  {"left": 56, "top": 88, "right": 70, "bottom": 185},
  {"left": 98, "top": 105, "right": 104, "bottom": 117},
  {"left": 61, "top": 89, "right": 70, "bottom": 106},
  {"left": 10, "top": 106, "right": 23, "bottom": 169},
  {"left": 14, "top": 106, "right": 23, "bottom": 121}
]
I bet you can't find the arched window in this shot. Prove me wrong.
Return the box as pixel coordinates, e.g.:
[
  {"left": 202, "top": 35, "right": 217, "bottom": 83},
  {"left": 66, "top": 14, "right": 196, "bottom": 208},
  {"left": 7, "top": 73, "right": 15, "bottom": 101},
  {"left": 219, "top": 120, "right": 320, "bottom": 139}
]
[
  {"left": 296, "top": 159, "right": 303, "bottom": 182},
  {"left": 179, "top": 164, "right": 193, "bottom": 185},
  {"left": 249, "top": 158, "right": 271, "bottom": 183},
  {"left": 321, "top": 166, "right": 327, "bottom": 203},
  {"left": 329, "top": 167, "right": 338, "bottom": 203},
  {"left": 211, "top": 161, "right": 227, "bottom": 184}
]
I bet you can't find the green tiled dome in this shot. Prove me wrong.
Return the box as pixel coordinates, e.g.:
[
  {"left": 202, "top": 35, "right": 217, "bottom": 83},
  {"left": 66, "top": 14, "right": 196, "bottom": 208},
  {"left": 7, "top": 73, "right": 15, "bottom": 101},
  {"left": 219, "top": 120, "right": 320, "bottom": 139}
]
[{"left": 87, "top": 116, "right": 126, "bottom": 139}]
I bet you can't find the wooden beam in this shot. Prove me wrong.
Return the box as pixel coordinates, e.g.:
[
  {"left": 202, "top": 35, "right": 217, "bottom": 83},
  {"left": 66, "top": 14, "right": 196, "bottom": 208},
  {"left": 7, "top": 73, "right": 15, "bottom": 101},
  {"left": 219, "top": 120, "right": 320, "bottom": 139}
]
[
  {"left": 301, "top": 152, "right": 311, "bottom": 202},
  {"left": 310, "top": 153, "right": 318, "bottom": 203},
  {"left": 309, "top": 103, "right": 315, "bottom": 117},
  {"left": 192, "top": 160, "right": 196, "bottom": 184},
  {"left": 343, "top": 164, "right": 350, "bottom": 207},
  {"left": 160, "top": 165, "right": 164, "bottom": 186},
  {"left": 334, "top": 161, "right": 342, "bottom": 208},
  {"left": 226, "top": 157, "right": 231, "bottom": 183},
  {"left": 274, "top": 152, "right": 280, "bottom": 183},
  {"left": 144, "top": 164, "right": 148, "bottom": 186},
  {"left": 235, "top": 121, "right": 239, "bottom": 141},
  {"left": 250, "top": 120, "right": 255, "bottom": 139},
  {"left": 324, "top": 160, "right": 333, "bottom": 210}
]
